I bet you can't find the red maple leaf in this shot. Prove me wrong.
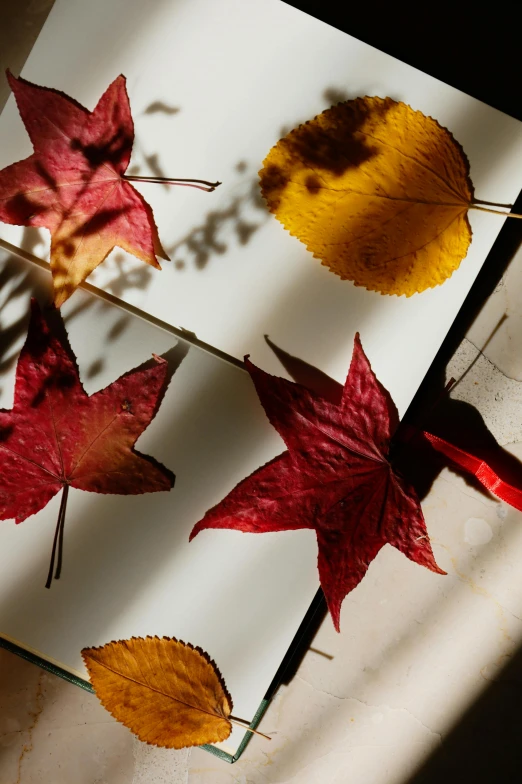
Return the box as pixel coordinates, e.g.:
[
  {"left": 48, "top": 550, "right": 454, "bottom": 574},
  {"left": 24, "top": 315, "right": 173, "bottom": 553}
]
[
  {"left": 0, "top": 300, "right": 174, "bottom": 587},
  {"left": 0, "top": 72, "right": 169, "bottom": 306},
  {"left": 190, "top": 335, "right": 444, "bottom": 631}
]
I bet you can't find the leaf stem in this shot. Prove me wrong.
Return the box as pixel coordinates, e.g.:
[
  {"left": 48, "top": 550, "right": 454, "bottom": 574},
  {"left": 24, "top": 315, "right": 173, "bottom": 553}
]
[
  {"left": 45, "top": 484, "right": 69, "bottom": 589},
  {"left": 54, "top": 484, "right": 69, "bottom": 580},
  {"left": 122, "top": 175, "right": 221, "bottom": 192},
  {"left": 229, "top": 715, "right": 272, "bottom": 740},
  {"left": 470, "top": 202, "right": 522, "bottom": 219},
  {"left": 473, "top": 198, "right": 514, "bottom": 209}
]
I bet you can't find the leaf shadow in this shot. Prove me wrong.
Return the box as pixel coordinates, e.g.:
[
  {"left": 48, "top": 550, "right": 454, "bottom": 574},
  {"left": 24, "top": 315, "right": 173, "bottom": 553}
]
[
  {"left": 143, "top": 101, "right": 180, "bottom": 116},
  {"left": 163, "top": 84, "right": 371, "bottom": 274},
  {"left": 396, "top": 379, "right": 522, "bottom": 504},
  {"left": 264, "top": 334, "right": 343, "bottom": 405},
  {"left": 263, "top": 95, "right": 385, "bottom": 205},
  {"left": 0, "top": 240, "right": 153, "bottom": 389},
  {"left": 165, "top": 171, "right": 268, "bottom": 271},
  {"left": 69, "top": 126, "right": 133, "bottom": 169}
]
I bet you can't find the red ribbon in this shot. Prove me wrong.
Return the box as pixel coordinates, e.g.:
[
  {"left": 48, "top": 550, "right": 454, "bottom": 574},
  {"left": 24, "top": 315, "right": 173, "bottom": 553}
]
[{"left": 423, "top": 431, "right": 522, "bottom": 512}]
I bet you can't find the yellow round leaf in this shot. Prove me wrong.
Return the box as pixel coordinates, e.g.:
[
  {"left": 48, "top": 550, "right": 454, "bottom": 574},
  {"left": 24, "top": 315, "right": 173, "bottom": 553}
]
[
  {"left": 259, "top": 97, "right": 474, "bottom": 296},
  {"left": 82, "top": 636, "right": 232, "bottom": 749}
]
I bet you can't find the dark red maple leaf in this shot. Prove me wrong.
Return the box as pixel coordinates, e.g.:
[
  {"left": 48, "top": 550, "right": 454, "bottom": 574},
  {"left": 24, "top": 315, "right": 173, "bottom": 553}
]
[
  {"left": 190, "top": 335, "right": 444, "bottom": 631},
  {"left": 0, "top": 300, "right": 174, "bottom": 587},
  {"left": 0, "top": 72, "right": 218, "bottom": 306}
]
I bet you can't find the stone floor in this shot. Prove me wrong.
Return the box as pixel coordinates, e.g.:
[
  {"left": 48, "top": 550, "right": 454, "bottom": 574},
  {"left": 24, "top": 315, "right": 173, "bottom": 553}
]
[{"left": 2, "top": 2, "right": 522, "bottom": 782}]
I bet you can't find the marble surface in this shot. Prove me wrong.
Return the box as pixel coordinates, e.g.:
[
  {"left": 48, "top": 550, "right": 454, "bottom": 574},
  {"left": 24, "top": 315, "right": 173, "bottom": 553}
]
[{"left": 2, "top": 2, "right": 522, "bottom": 782}]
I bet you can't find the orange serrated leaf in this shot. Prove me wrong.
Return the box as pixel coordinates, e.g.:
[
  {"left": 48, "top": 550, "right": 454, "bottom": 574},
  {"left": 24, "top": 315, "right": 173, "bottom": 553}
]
[
  {"left": 82, "top": 636, "right": 233, "bottom": 749},
  {"left": 259, "top": 96, "right": 474, "bottom": 296}
]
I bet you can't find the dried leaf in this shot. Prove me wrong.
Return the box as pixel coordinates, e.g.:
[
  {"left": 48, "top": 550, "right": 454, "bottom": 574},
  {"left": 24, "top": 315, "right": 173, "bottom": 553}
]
[
  {"left": 0, "top": 300, "right": 173, "bottom": 584},
  {"left": 0, "top": 72, "right": 168, "bottom": 306},
  {"left": 260, "top": 97, "right": 473, "bottom": 296},
  {"left": 82, "top": 636, "right": 233, "bottom": 749},
  {"left": 190, "top": 335, "right": 444, "bottom": 631}
]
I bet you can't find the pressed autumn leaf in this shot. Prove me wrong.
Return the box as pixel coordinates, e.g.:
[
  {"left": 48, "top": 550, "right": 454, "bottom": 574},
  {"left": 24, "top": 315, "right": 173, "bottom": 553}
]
[
  {"left": 82, "top": 636, "right": 269, "bottom": 749},
  {"left": 82, "top": 637, "right": 232, "bottom": 749},
  {"left": 0, "top": 72, "right": 218, "bottom": 306},
  {"left": 260, "top": 97, "right": 518, "bottom": 296},
  {"left": 0, "top": 300, "right": 174, "bottom": 587},
  {"left": 190, "top": 334, "right": 445, "bottom": 631}
]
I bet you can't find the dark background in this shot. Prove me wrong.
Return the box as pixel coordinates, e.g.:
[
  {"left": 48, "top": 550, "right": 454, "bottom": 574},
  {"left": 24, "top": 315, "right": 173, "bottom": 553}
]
[{"left": 284, "top": 2, "right": 521, "bottom": 121}]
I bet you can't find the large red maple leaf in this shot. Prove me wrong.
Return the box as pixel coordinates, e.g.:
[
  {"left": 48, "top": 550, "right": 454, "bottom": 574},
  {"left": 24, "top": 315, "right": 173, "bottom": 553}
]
[
  {"left": 0, "top": 300, "right": 174, "bottom": 587},
  {"left": 190, "top": 335, "right": 444, "bottom": 631},
  {"left": 0, "top": 72, "right": 168, "bottom": 306}
]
